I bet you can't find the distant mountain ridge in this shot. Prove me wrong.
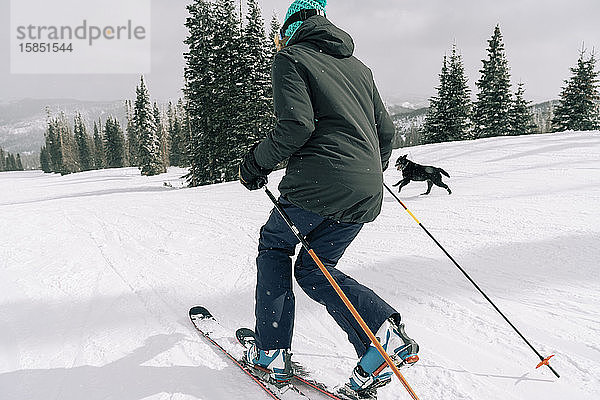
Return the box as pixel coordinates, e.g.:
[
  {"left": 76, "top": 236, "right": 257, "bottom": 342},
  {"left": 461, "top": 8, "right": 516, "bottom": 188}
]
[
  {"left": 389, "top": 99, "right": 560, "bottom": 148},
  {"left": 0, "top": 98, "right": 128, "bottom": 154},
  {"left": 0, "top": 97, "right": 559, "bottom": 158}
]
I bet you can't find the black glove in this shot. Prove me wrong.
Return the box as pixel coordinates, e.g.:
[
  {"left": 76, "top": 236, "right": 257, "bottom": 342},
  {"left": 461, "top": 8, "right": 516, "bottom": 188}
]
[
  {"left": 382, "top": 159, "right": 390, "bottom": 172},
  {"left": 239, "top": 145, "right": 272, "bottom": 191}
]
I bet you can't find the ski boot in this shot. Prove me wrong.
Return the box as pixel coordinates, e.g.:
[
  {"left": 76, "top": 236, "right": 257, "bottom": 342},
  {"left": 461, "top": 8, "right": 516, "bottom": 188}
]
[
  {"left": 245, "top": 343, "right": 293, "bottom": 385},
  {"left": 341, "top": 314, "right": 419, "bottom": 399}
]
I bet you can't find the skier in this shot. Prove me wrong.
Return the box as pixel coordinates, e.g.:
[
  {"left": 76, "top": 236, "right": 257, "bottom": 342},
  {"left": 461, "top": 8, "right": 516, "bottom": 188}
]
[{"left": 239, "top": 0, "right": 419, "bottom": 396}]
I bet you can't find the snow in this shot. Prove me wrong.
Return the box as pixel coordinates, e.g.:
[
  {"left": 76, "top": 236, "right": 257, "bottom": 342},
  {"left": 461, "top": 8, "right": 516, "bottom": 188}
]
[{"left": 1, "top": 131, "right": 599, "bottom": 400}]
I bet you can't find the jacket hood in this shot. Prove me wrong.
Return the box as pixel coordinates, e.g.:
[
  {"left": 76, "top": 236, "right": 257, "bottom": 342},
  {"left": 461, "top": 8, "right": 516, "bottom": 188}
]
[{"left": 287, "top": 16, "right": 354, "bottom": 58}]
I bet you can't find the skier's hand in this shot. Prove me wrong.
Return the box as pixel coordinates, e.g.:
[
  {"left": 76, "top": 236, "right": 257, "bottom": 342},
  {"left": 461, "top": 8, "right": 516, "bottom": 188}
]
[{"left": 239, "top": 145, "right": 272, "bottom": 191}]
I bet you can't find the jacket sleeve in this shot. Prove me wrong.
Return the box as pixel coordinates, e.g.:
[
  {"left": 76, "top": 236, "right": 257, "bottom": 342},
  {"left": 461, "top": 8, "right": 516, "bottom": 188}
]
[
  {"left": 254, "top": 53, "right": 315, "bottom": 170},
  {"left": 373, "top": 82, "right": 395, "bottom": 168}
]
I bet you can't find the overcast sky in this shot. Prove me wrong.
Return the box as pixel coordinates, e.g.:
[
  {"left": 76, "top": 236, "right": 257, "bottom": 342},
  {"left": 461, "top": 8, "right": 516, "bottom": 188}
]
[{"left": 1, "top": 0, "right": 599, "bottom": 105}]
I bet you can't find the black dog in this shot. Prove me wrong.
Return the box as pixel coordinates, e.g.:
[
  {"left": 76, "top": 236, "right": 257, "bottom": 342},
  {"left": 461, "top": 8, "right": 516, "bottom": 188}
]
[{"left": 393, "top": 155, "right": 452, "bottom": 195}]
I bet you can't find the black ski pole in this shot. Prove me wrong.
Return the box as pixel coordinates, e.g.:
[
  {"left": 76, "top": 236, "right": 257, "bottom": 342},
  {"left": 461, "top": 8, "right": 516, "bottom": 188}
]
[{"left": 383, "top": 182, "right": 560, "bottom": 378}]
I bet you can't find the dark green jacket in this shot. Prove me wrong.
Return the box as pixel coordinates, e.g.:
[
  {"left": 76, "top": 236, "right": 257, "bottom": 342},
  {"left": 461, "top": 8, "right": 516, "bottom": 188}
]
[{"left": 254, "top": 16, "right": 395, "bottom": 223}]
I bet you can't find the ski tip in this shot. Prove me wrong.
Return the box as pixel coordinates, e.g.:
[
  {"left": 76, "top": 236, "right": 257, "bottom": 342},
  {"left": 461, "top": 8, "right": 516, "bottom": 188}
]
[
  {"left": 236, "top": 327, "right": 256, "bottom": 347},
  {"left": 189, "top": 306, "right": 213, "bottom": 319}
]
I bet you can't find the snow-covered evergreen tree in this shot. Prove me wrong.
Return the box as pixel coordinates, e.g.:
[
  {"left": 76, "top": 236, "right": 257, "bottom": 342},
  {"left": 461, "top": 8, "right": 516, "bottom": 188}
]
[
  {"left": 423, "top": 45, "right": 472, "bottom": 144},
  {"left": 184, "top": 0, "right": 276, "bottom": 185},
  {"left": 184, "top": 0, "right": 219, "bottom": 186},
  {"left": 126, "top": 100, "right": 139, "bottom": 167},
  {"left": 167, "top": 101, "right": 187, "bottom": 167},
  {"left": 446, "top": 46, "right": 472, "bottom": 140},
  {"left": 56, "top": 112, "right": 79, "bottom": 175},
  {"left": 178, "top": 99, "right": 191, "bottom": 166},
  {"left": 552, "top": 49, "right": 600, "bottom": 132},
  {"left": 74, "top": 113, "right": 93, "bottom": 171},
  {"left": 135, "top": 77, "right": 163, "bottom": 176},
  {"left": 473, "top": 25, "right": 513, "bottom": 138},
  {"left": 16, "top": 154, "right": 23, "bottom": 171},
  {"left": 104, "top": 117, "right": 126, "bottom": 168},
  {"left": 5, "top": 153, "right": 15, "bottom": 170},
  {"left": 154, "top": 102, "right": 170, "bottom": 171},
  {"left": 509, "top": 82, "right": 535, "bottom": 136},
  {"left": 208, "top": 0, "right": 244, "bottom": 181},
  {"left": 0, "top": 149, "right": 12, "bottom": 172},
  {"left": 238, "top": 0, "right": 274, "bottom": 152},
  {"left": 422, "top": 55, "right": 450, "bottom": 144},
  {"left": 40, "top": 146, "right": 51, "bottom": 173},
  {"left": 93, "top": 121, "right": 105, "bottom": 169},
  {"left": 44, "top": 114, "right": 62, "bottom": 173}
]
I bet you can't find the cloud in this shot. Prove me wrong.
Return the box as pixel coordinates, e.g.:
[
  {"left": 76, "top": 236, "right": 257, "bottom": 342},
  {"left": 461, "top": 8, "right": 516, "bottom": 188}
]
[{"left": 1, "top": 0, "right": 599, "bottom": 103}]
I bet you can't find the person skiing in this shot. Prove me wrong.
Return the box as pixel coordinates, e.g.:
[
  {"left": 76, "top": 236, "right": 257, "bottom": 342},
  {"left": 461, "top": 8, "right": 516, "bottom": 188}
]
[{"left": 239, "top": 0, "right": 419, "bottom": 396}]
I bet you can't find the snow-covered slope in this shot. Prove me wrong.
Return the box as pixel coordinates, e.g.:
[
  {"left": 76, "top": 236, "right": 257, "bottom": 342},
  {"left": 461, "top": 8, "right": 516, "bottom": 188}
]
[{"left": 1, "top": 131, "right": 599, "bottom": 400}]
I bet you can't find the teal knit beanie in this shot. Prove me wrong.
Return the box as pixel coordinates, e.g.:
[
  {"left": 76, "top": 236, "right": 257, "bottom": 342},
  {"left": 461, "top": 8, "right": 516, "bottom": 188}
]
[{"left": 283, "top": 0, "right": 327, "bottom": 39}]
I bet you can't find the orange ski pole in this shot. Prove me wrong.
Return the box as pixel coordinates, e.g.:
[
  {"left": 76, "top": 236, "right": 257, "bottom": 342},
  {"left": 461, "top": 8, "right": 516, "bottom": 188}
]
[{"left": 264, "top": 187, "right": 421, "bottom": 400}]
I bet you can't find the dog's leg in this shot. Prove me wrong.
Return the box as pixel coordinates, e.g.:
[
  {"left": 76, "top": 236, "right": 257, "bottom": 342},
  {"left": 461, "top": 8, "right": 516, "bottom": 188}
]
[
  {"left": 396, "top": 179, "right": 410, "bottom": 193},
  {"left": 433, "top": 179, "right": 452, "bottom": 195},
  {"left": 422, "top": 180, "right": 433, "bottom": 195}
]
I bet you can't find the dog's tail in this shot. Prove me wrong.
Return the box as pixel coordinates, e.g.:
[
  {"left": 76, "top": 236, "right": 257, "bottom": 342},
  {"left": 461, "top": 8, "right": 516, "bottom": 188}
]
[{"left": 438, "top": 168, "right": 450, "bottom": 178}]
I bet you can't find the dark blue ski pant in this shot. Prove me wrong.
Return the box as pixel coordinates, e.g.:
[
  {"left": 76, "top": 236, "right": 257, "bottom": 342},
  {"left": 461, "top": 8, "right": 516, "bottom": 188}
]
[{"left": 254, "top": 197, "right": 397, "bottom": 357}]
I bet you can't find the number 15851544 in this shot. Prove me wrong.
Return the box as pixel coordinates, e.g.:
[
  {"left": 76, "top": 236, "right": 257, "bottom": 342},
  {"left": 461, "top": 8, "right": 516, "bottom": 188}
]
[{"left": 18, "top": 43, "right": 73, "bottom": 53}]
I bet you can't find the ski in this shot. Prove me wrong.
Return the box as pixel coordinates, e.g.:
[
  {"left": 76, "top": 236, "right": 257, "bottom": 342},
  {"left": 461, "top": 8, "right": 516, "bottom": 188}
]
[
  {"left": 293, "top": 375, "right": 362, "bottom": 400},
  {"left": 190, "top": 305, "right": 353, "bottom": 400},
  {"left": 189, "top": 306, "right": 304, "bottom": 400},
  {"left": 236, "top": 328, "right": 369, "bottom": 400}
]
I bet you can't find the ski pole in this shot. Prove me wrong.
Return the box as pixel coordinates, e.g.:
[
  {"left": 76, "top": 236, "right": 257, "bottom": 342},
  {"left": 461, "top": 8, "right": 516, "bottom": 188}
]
[
  {"left": 263, "top": 187, "right": 421, "bottom": 400},
  {"left": 383, "top": 182, "right": 560, "bottom": 378}
]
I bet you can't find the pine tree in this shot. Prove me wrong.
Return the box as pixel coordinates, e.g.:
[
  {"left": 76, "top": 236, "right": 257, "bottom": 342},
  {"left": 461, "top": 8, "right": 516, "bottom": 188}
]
[
  {"left": 45, "top": 115, "right": 64, "bottom": 173},
  {"left": 184, "top": 0, "right": 275, "bottom": 185},
  {"left": 177, "top": 99, "right": 190, "bottom": 167},
  {"left": 135, "top": 77, "right": 163, "bottom": 176},
  {"left": 185, "top": 0, "right": 219, "bottom": 186},
  {"left": 126, "top": 100, "right": 139, "bottom": 166},
  {"left": 209, "top": 0, "right": 245, "bottom": 182},
  {"left": 74, "top": 113, "right": 93, "bottom": 171},
  {"left": 16, "top": 154, "right": 23, "bottom": 170},
  {"left": 93, "top": 121, "right": 105, "bottom": 169},
  {"left": 45, "top": 115, "right": 62, "bottom": 173},
  {"left": 509, "top": 82, "right": 535, "bottom": 135},
  {"left": 238, "top": 0, "right": 274, "bottom": 151},
  {"left": 0, "top": 148, "right": 5, "bottom": 172},
  {"left": 552, "top": 49, "right": 600, "bottom": 132},
  {"left": 154, "top": 102, "right": 170, "bottom": 171},
  {"left": 56, "top": 112, "right": 79, "bottom": 175},
  {"left": 446, "top": 45, "right": 472, "bottom": 140},
  {"left": 423, "top": 45, "right": 472, "bottom": 144},
  {"left": 422, "top": 55, "right": 450, "bottom": 144},
  {"left": 7, "top": 153, "right": 16, "bottom": 171},
  {"left": 167, "top": 101, "right": 189, "bottom": 167},
  {"left": 473, "top": 25, "right": 513, "bottom": 138},
  {"left": 40, "top": 146, "right": 51, "bottom": 172},
  {"left": 167, "top": 102, "right": 181, "bottom": 167},
  {"left": 104, "top": 117, "right": 126, "bottom": 168}
]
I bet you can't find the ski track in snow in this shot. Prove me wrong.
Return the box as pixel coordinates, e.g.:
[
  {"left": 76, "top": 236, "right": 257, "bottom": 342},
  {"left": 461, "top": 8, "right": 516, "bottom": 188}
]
[{"left": 0, "top": 131, "right": 599, "bottom": 400}]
